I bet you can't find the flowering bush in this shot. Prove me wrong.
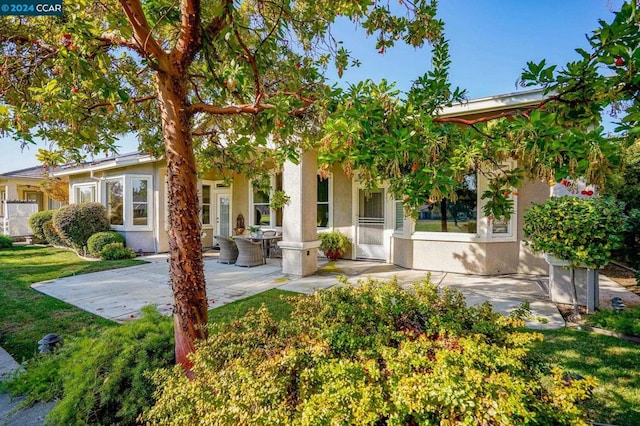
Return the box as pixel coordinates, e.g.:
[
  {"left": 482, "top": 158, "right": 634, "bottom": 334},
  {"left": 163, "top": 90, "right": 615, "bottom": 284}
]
[{"left": 523, "top": 196, "right": 625, "bottom": 268}]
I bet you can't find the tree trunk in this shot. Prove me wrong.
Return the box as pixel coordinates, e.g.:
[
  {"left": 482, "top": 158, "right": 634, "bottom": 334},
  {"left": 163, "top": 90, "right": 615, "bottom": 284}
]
[
  {"left": 440, "top": 198, "right": 448, "bottom": 232},
  {"left": 157, "top": 71, "right": 208, "bottom": 372}
]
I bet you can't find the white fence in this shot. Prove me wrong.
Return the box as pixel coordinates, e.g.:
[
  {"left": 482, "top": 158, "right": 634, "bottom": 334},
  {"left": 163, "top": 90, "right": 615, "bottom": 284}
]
[{"left": 1, "top": 200, "right": 38, "bottom": 237}]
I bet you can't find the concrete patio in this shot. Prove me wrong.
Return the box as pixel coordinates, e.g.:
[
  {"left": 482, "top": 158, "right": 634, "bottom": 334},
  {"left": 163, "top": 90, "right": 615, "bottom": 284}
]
[{"left": 27, "top": 251, "right": 582, "bottom": 330}]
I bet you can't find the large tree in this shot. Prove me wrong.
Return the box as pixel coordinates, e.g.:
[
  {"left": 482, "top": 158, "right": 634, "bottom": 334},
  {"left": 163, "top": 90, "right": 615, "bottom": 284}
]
[{"left": 0, "top": 0, "right": 444, "bottom": 369}]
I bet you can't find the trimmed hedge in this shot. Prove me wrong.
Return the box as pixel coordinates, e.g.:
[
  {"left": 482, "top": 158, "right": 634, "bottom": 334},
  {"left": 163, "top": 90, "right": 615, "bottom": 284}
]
[
  {"left": 42, "top": 220, "right": 67, "bottom": 247},
  {"left": 87, "top": 231, "right": 125, "bottom": 258},
  {"left": 53, "top": 203, "right": 110, "bottom": 253},
  {"left": 100, "top": 243, "right": 136, "bottom": 260},
  {"left": 28, "top": 210, "right": 56, "bottom": 241}
]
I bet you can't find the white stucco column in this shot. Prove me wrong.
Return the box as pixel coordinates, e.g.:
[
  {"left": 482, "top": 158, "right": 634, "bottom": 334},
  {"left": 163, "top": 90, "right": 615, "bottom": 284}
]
[{"left": 280, "top": 150, "right": 320, "bottom": 277}]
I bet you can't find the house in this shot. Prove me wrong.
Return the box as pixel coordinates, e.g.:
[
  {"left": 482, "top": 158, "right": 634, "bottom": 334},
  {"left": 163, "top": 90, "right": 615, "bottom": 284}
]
[
  {"left": 53, "top": 88, "right": 550, "bottom": 276},
  {"left": 0, "top": 166, "right": 65, "bottom": 236}
]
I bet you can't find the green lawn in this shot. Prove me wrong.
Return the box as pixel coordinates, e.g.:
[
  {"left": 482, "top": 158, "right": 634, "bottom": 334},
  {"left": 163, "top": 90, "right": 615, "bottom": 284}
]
[
  {"left": 532, "top": 328, "right": 640, "bottom": 426},
  {"left": 0, "top": 245, "right": 143, "bottom": 362},
  {"left": 209, "top": 288, "right": 299, "bottom": 324}
]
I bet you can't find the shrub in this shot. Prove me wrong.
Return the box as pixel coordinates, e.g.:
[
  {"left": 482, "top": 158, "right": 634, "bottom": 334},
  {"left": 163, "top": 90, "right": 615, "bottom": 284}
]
[
  {"left": 53, "top": 203, "right": 110, "bottom": 253},
  {"left": 28, "top": 210, "right": 56, "bottom": 241},
  {"left": 0, "top": 234, "right": 13, "bottom": 248},
  {"left": 3, "top": 307, "right": 174, "bottom": 425},
  {"left": 586, "top": 306, "right": 640, "bottom": 336},
  {"left": 620, "top": 209, "right": 640, "bottom": 269},
  {"left": 523, "top": 196, "right": 626, "bottom": 268},
  {"left": 100, "top": 242, "right": 136, "bottom": 260},
  {"left": 144, "top": 278, "right": 595, "bottom": 425},
  {"left": 42, "top": 220, "right": 67, "bottom": 247},
  {"left": 87, "top": 231, "right": 125, "bottom": 258}
]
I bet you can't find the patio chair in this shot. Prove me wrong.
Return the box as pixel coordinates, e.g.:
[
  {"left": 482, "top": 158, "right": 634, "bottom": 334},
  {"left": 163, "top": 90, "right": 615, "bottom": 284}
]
[
  {"left": 215, "top": 235, "right": 239, "bottom": 264},
  {"left": 234, "top": 237, "right": 265, "bottom": 267}
]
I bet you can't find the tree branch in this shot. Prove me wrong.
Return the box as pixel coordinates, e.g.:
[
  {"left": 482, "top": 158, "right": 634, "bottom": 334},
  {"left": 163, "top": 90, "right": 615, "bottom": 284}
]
[
  {"left": 87, "top": 94, "right": 157, "bottom": 111},
  {"left": 118, "top": 0, "right": 168, "bottom": 68},
  {"left": 188, "top": 102, "right": 275, "bottom": 115},
  {"left": 171, "top": 0, "right": 202, "bottom": 69}
]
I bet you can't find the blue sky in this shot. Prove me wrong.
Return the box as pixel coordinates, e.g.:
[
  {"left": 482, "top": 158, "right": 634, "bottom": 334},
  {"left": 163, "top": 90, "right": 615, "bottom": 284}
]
[{"left": 0, "top": 0, "right": 624, "bottom": 173}]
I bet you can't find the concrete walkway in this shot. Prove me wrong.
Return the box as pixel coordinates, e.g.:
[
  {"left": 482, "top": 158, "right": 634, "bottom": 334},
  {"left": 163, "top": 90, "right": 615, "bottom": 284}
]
[{"left": 29, "top": 252, "right": 568, "bottom": 329}]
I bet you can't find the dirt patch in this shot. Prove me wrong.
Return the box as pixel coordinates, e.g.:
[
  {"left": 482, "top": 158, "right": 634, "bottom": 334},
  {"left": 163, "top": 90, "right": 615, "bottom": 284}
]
[{"left": 602, "top": 262, "right": 639, "bottom": 297}]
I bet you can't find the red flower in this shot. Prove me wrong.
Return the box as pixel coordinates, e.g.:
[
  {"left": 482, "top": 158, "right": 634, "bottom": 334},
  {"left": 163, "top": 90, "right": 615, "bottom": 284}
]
[{"left": 615, "top": 56, "right": 625, "bottom": 67}]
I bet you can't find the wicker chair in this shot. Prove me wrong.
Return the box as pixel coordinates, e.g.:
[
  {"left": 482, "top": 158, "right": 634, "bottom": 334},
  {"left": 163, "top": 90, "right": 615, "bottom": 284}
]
[
  {"left": 215, "top": 235, "right": 239, "bottom": 264},
  {"left": 234, "top": 237, "right": 265, "bottom": 267}
]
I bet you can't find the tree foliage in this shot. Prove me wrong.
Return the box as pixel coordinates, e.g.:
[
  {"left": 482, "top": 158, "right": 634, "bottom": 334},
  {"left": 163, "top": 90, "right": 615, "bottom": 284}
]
[{"left": 320, "top": 1, "right": 640, "bottom": 220}]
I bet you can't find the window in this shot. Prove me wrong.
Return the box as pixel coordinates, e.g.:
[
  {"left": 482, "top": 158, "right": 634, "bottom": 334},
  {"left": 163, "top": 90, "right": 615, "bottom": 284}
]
[
  {"left": 252, "top": 174, "right": 282, "bottom": 227},
  {"left": 201, "top": 184, "right": 212, "bottom": 226},
  {"left": 0, "top": 189, "right": 5, "bottom": 216},
  {"left": 131, "top": 177, "right": 149, "bottom": 226},
  {"left": 317, "top": 176, "right": 330, "bottom": 228},
  {"left": 106, "top": 178, "right": 124, "bottom": 226},
  {"left": 394, "top": 200, "right": 404, "bottom": 232},
  {"left": 73, "top": 184, "right": 96, "bottom": 203},
  {"left": 104, "top": 175, "right": 152, "bottom": 229},
  {"left": 415, "top": 173, "right": 477, "bottom": 234}
]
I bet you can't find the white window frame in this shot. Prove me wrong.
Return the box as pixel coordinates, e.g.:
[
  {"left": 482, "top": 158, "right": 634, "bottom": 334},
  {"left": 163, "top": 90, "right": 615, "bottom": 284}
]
[
  {"left": 410, "top": 167, "right": 517, "bottom": 243},
  {"left": 317, "top": 174, "right": 333, "bottom": 229},
  {"left": 129, "top": 175, "right": 152, "bottom": 230},
  {"left": 72, "top": 183, "right": 97, "bottom": 204},
  {"left": 104, "top": 175, "right": 153, "bottom": 231},
  {"left": 200, "top": 181, "right": 214, "bottom": 229},
  {"left": 249, "top": 174, "right": 282, "bottom": 229}
]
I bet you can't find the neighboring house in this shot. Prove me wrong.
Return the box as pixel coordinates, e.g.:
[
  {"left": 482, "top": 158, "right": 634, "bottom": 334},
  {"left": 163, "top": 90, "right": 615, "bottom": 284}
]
[
  {"left": 53, "top": 88, "right": 549, "bottom": 276},
  {"left": 0, "top": 166, "right": 65, "bottom": 236}
]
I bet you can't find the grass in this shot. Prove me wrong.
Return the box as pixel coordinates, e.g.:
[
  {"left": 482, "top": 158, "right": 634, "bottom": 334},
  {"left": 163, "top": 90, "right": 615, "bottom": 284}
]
[
  {"left": 0, "top": 245, "right": 143, "bottom": 362},
  {"left": 208, "top": 288, "right": 299, "bottom": 324},
  {"left": 532, "top": 328, "right": 640, "bottom": 426}
]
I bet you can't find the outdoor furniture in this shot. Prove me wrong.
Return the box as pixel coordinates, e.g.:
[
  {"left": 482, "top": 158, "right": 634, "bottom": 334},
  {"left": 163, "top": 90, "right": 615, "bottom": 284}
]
[
  {"left": 261, "top": 230, "right": 282, "bottom": 258},
  {"left": 215, "top": 235, "right": 239, "bottom": 264},
  {"left": 234, "top": 237, "right": 265, "bottom": 267}
]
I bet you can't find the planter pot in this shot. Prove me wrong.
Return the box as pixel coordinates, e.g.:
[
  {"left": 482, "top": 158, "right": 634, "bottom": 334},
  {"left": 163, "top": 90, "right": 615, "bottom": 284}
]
[
  {"left": 543, "top": 254, "right": 599, "bottom": 312},
  {"left": 323, "top": 249, "right": 343, "bottom": 261},
  {"left": 543, "top": 253, "right": 571, "bottom": 267}
]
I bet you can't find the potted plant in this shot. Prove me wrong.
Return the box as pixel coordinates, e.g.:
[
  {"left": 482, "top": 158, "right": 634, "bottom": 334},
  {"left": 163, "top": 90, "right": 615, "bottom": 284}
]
[
  {"left": 248, "top": 225, "right": 261, "bottom": 238},
  {"left": 523, "top": 195, "right": 625, "bottom": 317},
  {"left": 318, "top": 231, "right": 350, "bottom": 260}
]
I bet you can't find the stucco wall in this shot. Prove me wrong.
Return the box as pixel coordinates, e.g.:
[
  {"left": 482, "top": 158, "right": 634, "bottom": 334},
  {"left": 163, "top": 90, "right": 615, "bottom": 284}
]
[
  {"left": 392, "top": 178, "right": 550, "bottom": 275},
  {"left": 329, "top": 164, "right": 355, "bottom": 257}
]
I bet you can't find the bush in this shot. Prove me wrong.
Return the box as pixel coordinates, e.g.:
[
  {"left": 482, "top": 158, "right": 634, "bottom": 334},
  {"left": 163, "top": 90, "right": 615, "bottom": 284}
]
[
  {"left": 87, "top": 231, "right": 125, "bottom": 258},
  {"left": 621, "top": 209, "right": 640, "bottom": 269},
  {"left": 523, "top": 196, "right": 626, "bottom": 268},
  {"left": 0, "top": 234, "right": 13, "bottom": 248},
  {"left": 53, "top": 203, "right": 110, "bottom": 253},
  {"left": 318, "top": 230, "right": 350, "bottom": 260},
  {"left": 3, "top": 307, "right": 174, "bottom": 425},
  {"left": 586, "top": 306, "right": 640, "bottom": 336},
  {"left": 100, "top": 242, "right": 136, "bottom": 260},
  {"left": 42, "top": 220, "right": 67, "bottom": 247},
  {"left": 144, "top": 278, "right": 595, "bottom": 425},
  {"left": 28, "top": 210, "right": 56, "bottom": 241}
]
